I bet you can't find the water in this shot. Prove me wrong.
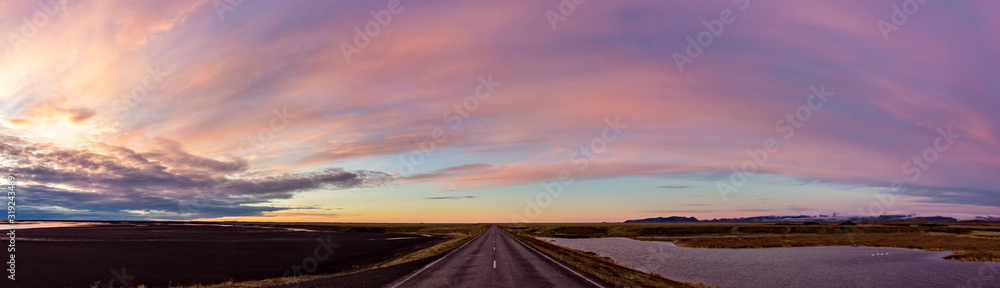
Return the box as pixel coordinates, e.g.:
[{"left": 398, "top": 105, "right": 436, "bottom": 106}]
[
  {"left": 541, "top": 237, "right": 1000, "bottom": 288},
  {"left": 8, "top": 221, "right": 102, "bottom": 229}
]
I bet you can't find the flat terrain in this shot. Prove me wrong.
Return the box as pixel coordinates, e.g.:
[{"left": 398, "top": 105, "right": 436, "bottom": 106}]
[
  {"left": 542, "top": 237, "right": 997, "bottom": 288},
  {"left": 16, "top": 221, "right": 996, "bottom": 287},
  {"left": 504, "top": 222, "right": 1000, "bottom": 262},
  {"left": 661, "top": 232, "right": 1000, "bottom": 262},
  {"left": 386, "top": 225, "right": 608, "bottom": 288},
  {"left": 505, "top": 229, "right": 702, "bottom": 288},
  {"left": 16, "top": 222, "right": 451, "bottom": 287}
]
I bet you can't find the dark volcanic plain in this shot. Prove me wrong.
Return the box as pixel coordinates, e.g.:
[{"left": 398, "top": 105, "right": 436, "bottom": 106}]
[{"left": 16, "top": 223, "right": 447, "bottom": 288}]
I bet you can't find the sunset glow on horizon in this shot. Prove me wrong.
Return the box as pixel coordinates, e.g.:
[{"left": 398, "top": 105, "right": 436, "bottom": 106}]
[{"left": 1, "top": 0, "right": 998, "bottom": 223}]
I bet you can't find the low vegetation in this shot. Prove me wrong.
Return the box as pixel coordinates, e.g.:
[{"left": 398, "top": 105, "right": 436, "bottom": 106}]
[
  {"left": 238, "top": 222, "right": 487, "bottom": 236},
  {"left": 168, "top": 223, "right": 488, "bottom": 288},
  {"left": 379, "top": 226, "right": 487, "bottom": 267},
  {"left": 156, "top": 222, "right": 998, "bottom": 287},
  {"left": 509, "top": 222, "right": 1000, "bottom": 262},
  {"left": 503, "top": 227, "right": 706, "bottom": 288},
  {"left": 659, "top": 232, "right": 1000, "bottom": 262},
  {"left": 506, "top": 222, "right": 993, "bottom": 238}
]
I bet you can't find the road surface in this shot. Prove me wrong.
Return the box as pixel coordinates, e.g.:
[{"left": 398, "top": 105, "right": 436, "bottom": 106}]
[{"left": 387, "top": 225, "right": 607, "bottom": 288}]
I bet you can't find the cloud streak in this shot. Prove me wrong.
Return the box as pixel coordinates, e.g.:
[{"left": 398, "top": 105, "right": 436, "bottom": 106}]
[
  {"left": 425, "top": 195, "right": 475, "bottom": 200},
  {"left": 0, "top": 134, "right": 389, "bottom": 220},
  {"left": 0, "top": 0, "right": 997, "bottom": 220},
  {"left": 657, "top": 185, "right": 694, "bottom": 189}
]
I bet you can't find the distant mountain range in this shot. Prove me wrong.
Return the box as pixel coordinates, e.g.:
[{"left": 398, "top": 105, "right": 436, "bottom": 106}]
[
  {"left": 623, "top": 216, "right": 699, "bottom": 223},
  {"left": 973, "top": 216, "right": 1000, "bottom": 221},
  {"left": 622, "top": 214, "right": 978, "bottom": 223}
]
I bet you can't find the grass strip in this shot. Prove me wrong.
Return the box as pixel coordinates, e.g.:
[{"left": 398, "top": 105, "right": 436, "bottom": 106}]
[
  {"left": 379, "top": 226, "right": 487, "bottom": 267},
  {"left": 502, "top": 228, "right": 706, "bottom": 288},
  {"left": 169, "top": 225, "right": 489, "bottom": 288},
  {"left": 644, "top": 232, "right": 1000, "bottom": 262}
]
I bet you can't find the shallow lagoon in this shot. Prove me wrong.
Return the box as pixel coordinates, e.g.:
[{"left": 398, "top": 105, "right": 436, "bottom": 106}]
[
  {"left": 542, "top": 237, "right": 1000, "bottom": 288},
  {"left": 11, "top": 221, "right": 102, "bottom": 229}
]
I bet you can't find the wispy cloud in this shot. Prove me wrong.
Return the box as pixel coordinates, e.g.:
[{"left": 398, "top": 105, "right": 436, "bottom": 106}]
[
  {"left": 425, "top": 195, "right": 475, "bottom": 200},
  {"left": 404, "top": 164, "right": 493, "bottom": 182},
  {"left": 657, "top": 185, "right": 694, "bottom": 189},
  {"left": 0, "top": 0, "right": 998, "bottom": 221},
  {"left": 0, "top": 134, "right": 389, "bottom": 220}
]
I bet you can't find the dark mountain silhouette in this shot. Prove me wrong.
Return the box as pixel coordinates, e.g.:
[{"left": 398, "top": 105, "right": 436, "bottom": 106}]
[{"left": 624, "top": 216, "right": 699, "bottom": 223}]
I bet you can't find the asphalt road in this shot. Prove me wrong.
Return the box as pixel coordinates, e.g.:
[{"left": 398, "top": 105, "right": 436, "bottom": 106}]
[{"left": 387, "top": 225, "right": 607, "bottom": 288}]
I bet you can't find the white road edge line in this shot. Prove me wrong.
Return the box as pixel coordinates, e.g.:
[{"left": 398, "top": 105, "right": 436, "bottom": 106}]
[
  {"left": 387, "top": 226, "right": 492, "bottom": 288},
  {"left": 502, "top": 228, "right": 605, "bottom": 288}
]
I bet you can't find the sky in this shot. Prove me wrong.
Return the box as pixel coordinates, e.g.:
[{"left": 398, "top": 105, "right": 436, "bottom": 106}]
[{"left": 0, "top": 0, "right": 998, "bottom": 222}]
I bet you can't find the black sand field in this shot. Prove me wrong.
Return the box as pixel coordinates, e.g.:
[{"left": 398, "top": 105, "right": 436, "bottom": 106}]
[{"left": 14, "top": 223, "right": 447, "bottom": 288}]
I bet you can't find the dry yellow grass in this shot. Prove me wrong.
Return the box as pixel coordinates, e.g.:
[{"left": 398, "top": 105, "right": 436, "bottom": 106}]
[
  {"left": 379, "top": 226, "right": 487, "bottom": 267},
  {"left": 646, "top": 232, "right": 1000, "bottom": 262},
  {"left": 505, "top": 228, "right": 706, "bottom": 288},
  {"left": 168, "top": 224, "right": 489, "bottom": 288}
]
